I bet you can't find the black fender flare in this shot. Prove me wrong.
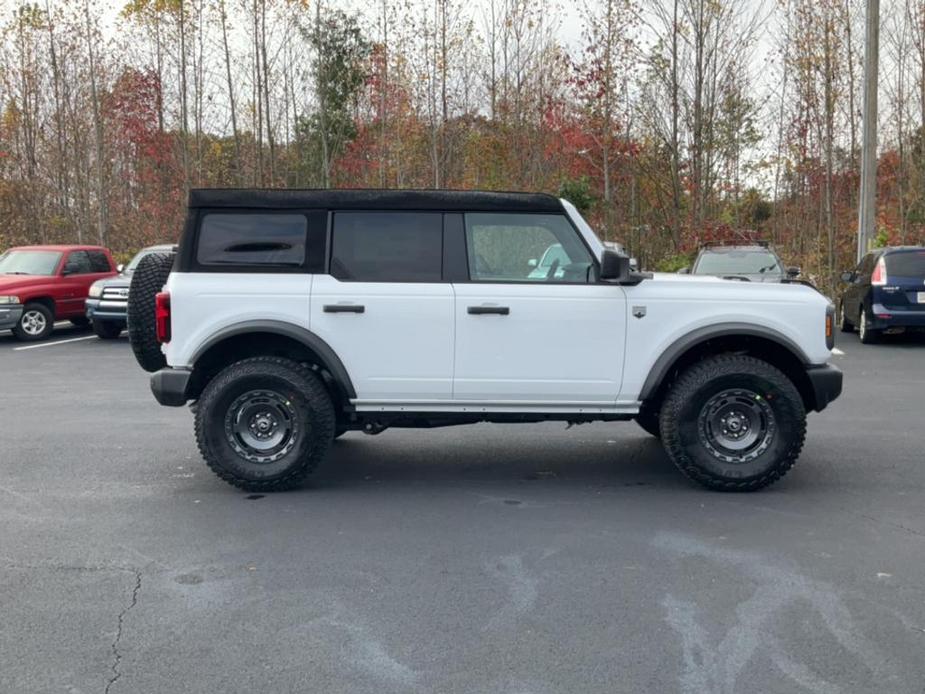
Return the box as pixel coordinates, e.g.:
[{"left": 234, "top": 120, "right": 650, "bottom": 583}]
[
  {"left": 190, "top": 320, "right": 357, "bottom": 402},
  {"left": 638, "top": 322, "right": 812, "bottom": 402}
]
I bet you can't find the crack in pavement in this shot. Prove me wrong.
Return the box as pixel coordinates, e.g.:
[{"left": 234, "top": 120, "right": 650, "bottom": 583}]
[{"left": 104, "top": 569, "right": 142, "bottom": 694}]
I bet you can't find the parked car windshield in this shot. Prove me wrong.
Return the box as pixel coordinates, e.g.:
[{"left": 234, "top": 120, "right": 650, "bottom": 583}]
[
  {"left": 0, "top": 250, "right": 63, "bottom": 276},
  {"left": 885, "top": 250, "right": 925, "bottom": 277},
  {"left": 694, "top": 249, "right": 782, "bottom": 277},
  {"left": 126, "top": 248, "right": 158, "bottom": 273}
]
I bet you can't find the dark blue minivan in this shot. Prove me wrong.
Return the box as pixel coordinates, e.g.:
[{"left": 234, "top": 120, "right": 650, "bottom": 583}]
[{"left": 838, "top": 247, "right": 925, "bottom": 343}]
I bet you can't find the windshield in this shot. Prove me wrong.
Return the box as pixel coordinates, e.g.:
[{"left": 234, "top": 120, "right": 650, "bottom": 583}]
[
  {"left": 126, "top": 248, "right": 157, "bottom": 273},
  {"left": 693, "top": 249, "right": 782, "bottom": 277},
  {"left": 885, "top": 250, "right": 925, "bottom": 277},
  {"left": 0, "top": 250, "right": 63, "bottom": 276}
]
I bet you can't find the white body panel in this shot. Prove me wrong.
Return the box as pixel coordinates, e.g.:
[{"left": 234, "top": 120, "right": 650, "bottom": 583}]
[
  {"left": 619, "top": 275, "right": 833, "bottom": 402},
  {"left": 164, "top": 273, "right": 312, "bottom": 367},
  {"left": 452, "top": 283, "right": 626, "bottom": 402},
  {"left": 310, "top": 275, "right": 455, "bottom": 400}
]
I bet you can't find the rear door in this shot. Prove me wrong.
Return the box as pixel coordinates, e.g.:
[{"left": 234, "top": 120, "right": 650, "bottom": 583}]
[
  {"left": 57, "top": 250, "right": 97, "bottom": 316},
  {"left": 881, "top": 249, "right": 925, "bottom": 312},
  {"left": 451, "top": 211, "right": 626, "bottom": 404},
  {"left": 844, "top": 253, "right": 873, "bottom": 320},
  {"left": 310, "top": 211, "right": 454, "bottom": 402}
]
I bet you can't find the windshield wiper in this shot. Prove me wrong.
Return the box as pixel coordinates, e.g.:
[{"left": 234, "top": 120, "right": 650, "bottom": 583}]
[{"left": 2, "top": 271, "right": 30, "bottom": 275}]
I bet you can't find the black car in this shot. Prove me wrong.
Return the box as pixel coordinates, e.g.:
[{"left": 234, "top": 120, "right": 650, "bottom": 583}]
[
  {"left": 85, "top": 244, "right": 175, "bottom": 339},
  {"left": 838, "top": 246, "right": 925, "bottom": 343},
  {"left": 682, "top": 242, "right": 802, "bottom": 283}
]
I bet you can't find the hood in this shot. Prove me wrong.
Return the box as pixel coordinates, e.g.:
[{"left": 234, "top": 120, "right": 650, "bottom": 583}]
[
  {"left": 92, "top": 274, "right": 131, "bottom": 290},
  {"left": 0, "top": 274, "right": 55, "bottom": 293}
]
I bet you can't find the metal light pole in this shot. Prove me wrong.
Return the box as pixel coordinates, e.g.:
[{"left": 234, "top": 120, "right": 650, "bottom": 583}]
[{"left": 857, "top": 0, "right": 879, "bottom": 263}]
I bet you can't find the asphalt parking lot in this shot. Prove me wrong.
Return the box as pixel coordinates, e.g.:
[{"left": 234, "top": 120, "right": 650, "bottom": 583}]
[{"left": 1, "top": 327, "right": 924, "bottom": 694}]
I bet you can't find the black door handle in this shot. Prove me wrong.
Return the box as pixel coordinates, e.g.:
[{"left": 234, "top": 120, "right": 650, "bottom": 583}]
[
  {"left": 324, "top": 304, "right": 365, "bottom": 314},
  {"left": 467, "top": 306, "right": 510, "bottom": 315}
]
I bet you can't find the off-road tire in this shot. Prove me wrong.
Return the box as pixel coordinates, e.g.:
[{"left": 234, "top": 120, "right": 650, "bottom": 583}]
[
  {"left": 659, "top": 354, "right": 806, "bottom": 492},
  {"left": 93, "top": 320, "right": 123, "bottom": 340},
  {"left": 838, "top": 301, "right": 853, "bottom": 333},
  {"left": 858, "top": 307, "right": 880, "bottom": 344},
  {"left": 128, "top": 251, "right": 174, "bottom": 372},
  {"left": 634, "top": 403, "right": 661, "bottom": 438},
  {"left": 12, "top": 302, "right": 54, "bottom": 341},
  {"left": 194, "top": 357, "right": 336, "bottom": 492}
]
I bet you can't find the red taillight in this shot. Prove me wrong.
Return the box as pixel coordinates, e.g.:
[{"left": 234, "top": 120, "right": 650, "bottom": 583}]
[
  {"left": 155, "top": 291, "right": 171, "bottom": 343},
  {"left": 871, "top": 256, "right": 887, "bottom": 286}
]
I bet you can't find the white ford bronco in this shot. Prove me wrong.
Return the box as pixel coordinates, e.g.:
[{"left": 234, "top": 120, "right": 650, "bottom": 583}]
[{"left": 128, "top": 189, "right": 842, "bottom": 492}]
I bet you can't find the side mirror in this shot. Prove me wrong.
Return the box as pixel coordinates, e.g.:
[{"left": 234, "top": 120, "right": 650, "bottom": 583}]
[
  {"left": 527, "top": 259, "right": 538, "bottom": 268},
  {"left": 786, "top": 266, "right": 801, "bottom": 278},
  {"left": 677, "top": 267, "right": 690, "bottom": 274},
  {"left": 117, "top": 264, "right": 125, "bottom": 273},
  {"left": 840, "top": 271, "right": 854, "bottom": 283},
  {"left": 600, "top": 249, "right": 631, "bottom": 282}
]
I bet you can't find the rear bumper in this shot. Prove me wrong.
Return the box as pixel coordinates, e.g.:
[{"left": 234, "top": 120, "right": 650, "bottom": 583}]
[
  {"left": 0, "top": 304, "right": 23, "bottom": 331},
  {"left": 870, "top": 303, "right": 925, "bottom": 329},
  {"left": 85, "top": 298, "right": 128, "bottom": 324},
  {"left": 805, "top": 364, "right": 843, "bottom": 412},
  {"left": 150, "top": 368, "right": 192, "bottom": 407}
]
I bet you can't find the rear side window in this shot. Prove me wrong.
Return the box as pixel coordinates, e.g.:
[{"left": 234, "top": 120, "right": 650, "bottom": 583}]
[
  {"left": 330, "top": 212, "right": 443, "bottom": 282},
  {"left": 885, "top": 250, "right": 925, "bottom": 277},
  {"left": 65, "top": 251, "right": 93, "bottom": 275},
  {"left": 87, "top": 251, "right": 111, "bottom": 272},
  {"left": 197, "top": 214, "right": 307, "bottom": 267}
]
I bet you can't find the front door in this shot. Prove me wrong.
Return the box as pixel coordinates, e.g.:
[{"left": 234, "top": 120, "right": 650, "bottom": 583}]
[
  {"left": 452, "top": 212, "right": 626, "bottom": 404},
  {"left": 310, "top": 211, "right": 454, "bottom": 403}
]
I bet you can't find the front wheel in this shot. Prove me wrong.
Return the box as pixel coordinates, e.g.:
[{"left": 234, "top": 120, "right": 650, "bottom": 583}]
[
  {"left": 93, "top": 320, "right": 123, "bottom": 339},
  {"left": 659, "top": 355, "right": 806, "bottom": 492},
  {"left": 194, "top": 357, "right": 336, "bottom": 492},
  {"left": 12, "top": 303, "right": 54, "bottom": 341}
]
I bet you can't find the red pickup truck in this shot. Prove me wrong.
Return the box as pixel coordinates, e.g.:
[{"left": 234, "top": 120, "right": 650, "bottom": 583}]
[{"left": 0, "top": 245, "right": 118, "bottom": 341}]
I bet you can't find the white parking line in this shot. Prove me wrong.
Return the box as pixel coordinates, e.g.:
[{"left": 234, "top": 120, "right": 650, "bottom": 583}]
[
  {"left": 13, "top": 335, "right": 97, "bottom": 351},
  {"left": 832, "top": 348, "right": 845, "bottom": 356}
]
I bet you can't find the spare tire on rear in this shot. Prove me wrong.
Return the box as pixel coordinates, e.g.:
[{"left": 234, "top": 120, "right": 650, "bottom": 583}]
[{"left": 128, "top": 251, "right": 175, "bottom": 373}]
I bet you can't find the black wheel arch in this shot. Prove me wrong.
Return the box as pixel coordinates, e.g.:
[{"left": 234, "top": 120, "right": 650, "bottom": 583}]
[
  {"left": 187, "top": 320, "right": 357, "bottom": 411},
  {"left": 639, "top": 323, "right": 819, "bottom": 413}
]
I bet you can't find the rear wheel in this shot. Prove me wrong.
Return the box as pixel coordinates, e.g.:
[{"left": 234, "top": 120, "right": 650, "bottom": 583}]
[
  {"left": 12, "top": 303, "right": 54, "bottom": 342},
  {"left": 659, "top": 354, "right": 806, "bottom": 492},
  {"left": 858, "top": 308, "right": 880, "bottom": 344},
  {"left": 195, "top": 357, "right": 336, "bottom": 492},
  {"left": 92, "top": 320, "right": 123, "bottom": 340}
]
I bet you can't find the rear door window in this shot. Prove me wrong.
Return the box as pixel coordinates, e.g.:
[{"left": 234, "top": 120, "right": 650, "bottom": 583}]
[
  {"left": 330, "top": 212, "right": 443, "bottom": 282},
  {"left": 885, "top": 250, "right": 925, "bottom": 277},
  {"left": 197, "top": 213, "right": 308, "bottom": 267},
  {"left": 65, "top": 251, "right": 93, "bottom": 275},
  {"left": 87, "top": 251, "right": 111, "bottom": 273}
]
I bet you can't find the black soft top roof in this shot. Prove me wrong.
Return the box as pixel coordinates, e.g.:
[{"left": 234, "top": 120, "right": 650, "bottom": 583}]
[{"left": 188, "top": 188, "right": 564, "bottom": 213}]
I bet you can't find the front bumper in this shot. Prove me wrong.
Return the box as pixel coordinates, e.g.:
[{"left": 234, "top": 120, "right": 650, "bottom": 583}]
[
  {"left": 150, "top": 368, "right": 192, "bottom": 407},
  {"left": 805, "top": 364, "right": 843, "bottom": 412},
  {"left": 85, "top": 298, "right": 128, "bottom": 324},
  {"left": 0, "top": 303, "right": 24, "bottom": 331}
]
